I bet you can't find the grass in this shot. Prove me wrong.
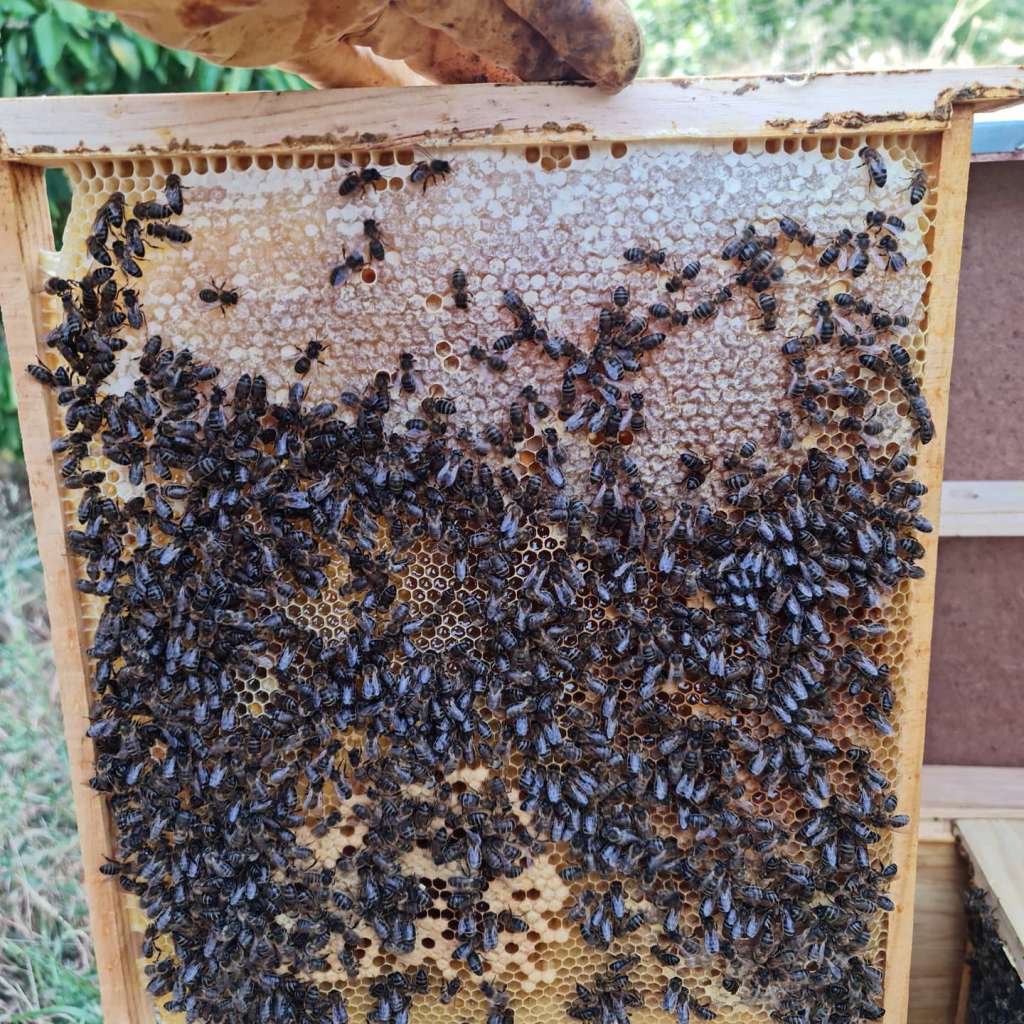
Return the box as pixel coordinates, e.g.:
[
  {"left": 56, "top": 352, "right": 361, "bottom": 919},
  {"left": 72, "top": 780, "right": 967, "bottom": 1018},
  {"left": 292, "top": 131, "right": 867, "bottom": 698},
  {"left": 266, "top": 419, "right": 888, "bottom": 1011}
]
[{"left": 0, "top": 463, "right": 101, "bottom": 1024}]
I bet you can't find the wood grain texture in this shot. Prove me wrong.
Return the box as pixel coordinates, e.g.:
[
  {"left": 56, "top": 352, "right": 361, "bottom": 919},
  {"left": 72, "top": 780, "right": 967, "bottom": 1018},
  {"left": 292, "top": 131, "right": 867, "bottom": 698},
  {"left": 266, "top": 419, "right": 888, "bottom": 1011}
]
[
  {"left": 940, "top": 481, "right": 1024, "bottom": 535},
  {"left": 907, "top": 767, "right": 1024, "bottom": 1022},
  {"left": 909, "top": 839, "right": 970, "bottom": 1024},
  {"left": 955, "top": 819, "right": 1024, "bottom": 977},
  {"left": 922, "top": 765, "right": 1024, "bottom": 820},
  {"left": 953, "top": 959, "right": 972, "bottom": 1024},
  {"left": 0, "top": 69, "right": 1021, "bottom": 160},
  {"left": 0, "top": 162, "right": 152, "bottom": 1024},
  {"left": 883, "top": 107, "right": 976, "bottom": 1022}
]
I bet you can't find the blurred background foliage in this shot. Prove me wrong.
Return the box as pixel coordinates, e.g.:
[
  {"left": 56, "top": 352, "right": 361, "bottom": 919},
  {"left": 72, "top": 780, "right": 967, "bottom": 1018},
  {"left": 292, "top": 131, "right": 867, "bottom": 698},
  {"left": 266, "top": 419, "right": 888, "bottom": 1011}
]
[
  {"left": 636, "top": 0, "right": 1024, "bottom": 77},
  {"left": 0, "top": 0, "right": 1022, "bottom": 1018}
]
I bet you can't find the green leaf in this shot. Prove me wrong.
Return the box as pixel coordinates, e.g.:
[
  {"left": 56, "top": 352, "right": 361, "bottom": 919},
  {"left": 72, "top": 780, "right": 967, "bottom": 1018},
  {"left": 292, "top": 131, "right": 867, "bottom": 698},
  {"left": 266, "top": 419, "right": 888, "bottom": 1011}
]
[
  {"left": 31, "top": 10, "right": 69, "bottom": 71},
  {"left": 108, "top": 34, "right": 140, "bottom": 80},
  {"left": 44, "top": 56, "right": 74, "bottom": 91},
  {"left": 2, "top": 0, "right": 38, "bottom": 17},
  {"left": 221, "top": 66, "right": 253, "bottom": 91},
  {"left": 4, "top": 34, "right": 27, "bottom": 86},
  {"left": 260, "top": 67, "right": 301, "bottom": 91},
  {"left": 64, "top": 31, "right": 95, "bottom": 72},
  {"left": 194, "top": 60, "right": 222, "bottom": 91},
  {"left": 134, "top": 34, "right": 161, "bottom": 72},
  {"left": 171, "top": 47, "right": 198, "bottom": 75},
  {"left": 48, "top": 0, "right": 96, "bottom": 31}
]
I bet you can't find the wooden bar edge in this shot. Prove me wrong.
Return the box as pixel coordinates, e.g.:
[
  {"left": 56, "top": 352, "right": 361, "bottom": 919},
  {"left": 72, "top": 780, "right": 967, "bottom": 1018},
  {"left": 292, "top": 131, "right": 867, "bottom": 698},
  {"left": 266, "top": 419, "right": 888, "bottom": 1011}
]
[
  {"left": 939, "top": 480, "right": 1024, "bottom": 536},
  {"left": 882, "top": 106, "right": 976, "bottom": 1020},
  {"left": 0, "top": 67, "right": 1021, "bottom": 161},
  {"left": 0, "top": 163, "right": 149, "bottom": 1024}
]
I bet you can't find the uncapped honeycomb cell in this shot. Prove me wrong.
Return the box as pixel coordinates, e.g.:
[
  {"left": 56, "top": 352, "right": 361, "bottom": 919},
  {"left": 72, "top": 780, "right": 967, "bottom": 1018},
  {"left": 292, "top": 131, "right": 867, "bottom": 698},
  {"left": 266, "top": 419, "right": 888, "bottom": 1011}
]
[{"left": 37, "top": 132, "right": 941, "bottom": 1024}]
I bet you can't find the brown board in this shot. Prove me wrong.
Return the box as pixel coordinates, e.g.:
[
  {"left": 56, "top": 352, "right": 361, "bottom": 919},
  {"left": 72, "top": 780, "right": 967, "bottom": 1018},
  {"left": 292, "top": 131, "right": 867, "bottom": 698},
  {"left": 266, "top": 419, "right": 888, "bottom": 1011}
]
[{"left": 926, "top": 159, "right": 1024, "bottom": 767}]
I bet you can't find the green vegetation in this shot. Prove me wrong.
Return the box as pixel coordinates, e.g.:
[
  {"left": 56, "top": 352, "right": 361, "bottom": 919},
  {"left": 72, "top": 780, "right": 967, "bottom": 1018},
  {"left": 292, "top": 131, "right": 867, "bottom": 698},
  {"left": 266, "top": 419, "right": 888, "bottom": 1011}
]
[
  {"left": 0, "top": 490, "right": 101, "bottom": 1022},
  {"left": 0, "top": 0, "right": 310, "bottom": 96},
  {"left": 636, "top": 0, "right": 1024, "bottom": 76}
]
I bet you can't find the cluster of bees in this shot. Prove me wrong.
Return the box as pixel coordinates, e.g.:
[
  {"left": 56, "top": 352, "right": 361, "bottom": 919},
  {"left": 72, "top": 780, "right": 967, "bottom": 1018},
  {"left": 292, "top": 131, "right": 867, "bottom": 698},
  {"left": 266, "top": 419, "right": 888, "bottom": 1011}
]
[
  {"left": 962, "top": 888, "right": 1024, "bottom": 1023},
  {"left": 327, "top": 156, "right": 451, "bottom": 286},
  {"left": 29, "top": 142, "right": 935, "bottom": 1024}
]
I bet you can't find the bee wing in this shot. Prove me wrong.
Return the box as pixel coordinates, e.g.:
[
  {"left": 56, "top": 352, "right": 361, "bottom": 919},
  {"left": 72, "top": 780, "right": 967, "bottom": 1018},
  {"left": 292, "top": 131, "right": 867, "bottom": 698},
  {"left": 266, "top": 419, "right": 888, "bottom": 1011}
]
[{"left": 833, "top": 312, "right": 858, "bottom": 335}]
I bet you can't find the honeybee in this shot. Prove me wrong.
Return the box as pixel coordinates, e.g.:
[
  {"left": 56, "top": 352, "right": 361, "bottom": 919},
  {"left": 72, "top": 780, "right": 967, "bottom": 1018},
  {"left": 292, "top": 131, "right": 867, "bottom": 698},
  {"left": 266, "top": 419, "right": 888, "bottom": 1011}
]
[
  {"left": 199, "top": 278, "right": 238, "bottom": 313},
  {"left": 112, "top": 239, "right": 142, "bottom": 278},
  {"left": 665, "top": 260, "right": 701, "bottom": 294},
  {"left": 906, "top": 167, "right": 929, "bottom": 205},
  {"left": 329, "top": 248, "right": 365, "bottom": 286},
  {"left": 693, "top": 286, "right": 732, "bottom": 321},
  {"left": 122, "top": 288, "right": 145, "bottom": 330},
  {"left": 722, "top": 224, "right": 757, "bottom": 260},
  {"left": 132, "top": 199, "right": 172, "bottom": 220},
  {"left": 818, "top": 229, "right": 854, "bottom": 269},
  {"left": 624, "top": 245, "right": 667, "bottom": 267},
  {"left": 450, "top": 267, "right": 471, "bottom": 309},
  {"left": 146, "top": 223, "right": 192, "bottom": 244},
  {"left": 163, "top": 173, "right": 187, "bottom": 215},
  {"left": 410, "top": 152, "right": 452, "bottom": 190},
  {"left": 363, "top": 219, "right": 387, "bottom": 262},
  {"left": 859, "top": 146, "right": 887, "bottom": 188},
  {"left": 779, "top": 216, "right": 816, "bottom": 247},
  {"left": 294, "top": 339, "right": 326, "bottom": 375},
  {"left": 338, "top": 165, "right": 383, "bottom": 197},
  {"left": 754, "top": 303, "right": 777, "bottom": 331}
]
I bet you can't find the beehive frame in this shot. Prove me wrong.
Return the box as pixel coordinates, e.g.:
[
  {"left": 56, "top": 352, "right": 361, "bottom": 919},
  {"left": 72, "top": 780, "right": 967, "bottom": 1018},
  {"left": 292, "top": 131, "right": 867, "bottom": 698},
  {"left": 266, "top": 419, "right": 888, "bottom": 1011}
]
[{"left": 1, "top": 69, "right": 1023, "bottom": 1024}]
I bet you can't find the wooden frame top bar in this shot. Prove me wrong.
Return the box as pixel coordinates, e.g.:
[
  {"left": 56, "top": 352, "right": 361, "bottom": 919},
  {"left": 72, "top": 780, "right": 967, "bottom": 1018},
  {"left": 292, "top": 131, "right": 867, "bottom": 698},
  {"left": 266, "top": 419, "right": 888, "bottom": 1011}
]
[{"left": 1, "top": 67, "right": 1022, "bottom": 162}]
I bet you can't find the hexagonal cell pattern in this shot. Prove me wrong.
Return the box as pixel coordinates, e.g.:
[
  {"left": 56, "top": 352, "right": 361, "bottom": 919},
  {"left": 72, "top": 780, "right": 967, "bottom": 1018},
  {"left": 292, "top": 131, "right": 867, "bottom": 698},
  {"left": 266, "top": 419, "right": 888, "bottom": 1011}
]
[{"left": 36, "top": 132, "right": 941, "bottom": 1024}]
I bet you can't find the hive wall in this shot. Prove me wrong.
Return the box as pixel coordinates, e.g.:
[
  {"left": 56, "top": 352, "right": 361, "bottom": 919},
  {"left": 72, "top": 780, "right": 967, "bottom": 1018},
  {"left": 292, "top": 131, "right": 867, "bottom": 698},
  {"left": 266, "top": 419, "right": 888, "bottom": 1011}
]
[{"left": 33, "top": 130, "right": 945, "bottom": 1024}]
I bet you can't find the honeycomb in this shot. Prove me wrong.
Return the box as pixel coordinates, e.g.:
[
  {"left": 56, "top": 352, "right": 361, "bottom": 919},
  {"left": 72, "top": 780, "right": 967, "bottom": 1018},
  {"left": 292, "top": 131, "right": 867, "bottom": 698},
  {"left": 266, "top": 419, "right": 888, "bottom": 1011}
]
[{"left": 34, "top": 129, "right": 942, "bottom": 1024}]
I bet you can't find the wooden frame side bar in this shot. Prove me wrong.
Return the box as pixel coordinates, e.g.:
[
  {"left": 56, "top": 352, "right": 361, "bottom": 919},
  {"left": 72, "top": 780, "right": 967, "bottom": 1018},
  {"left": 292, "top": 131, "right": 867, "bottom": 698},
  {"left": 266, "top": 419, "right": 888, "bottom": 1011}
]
[
  {"left": 0, "top": 162, "right": 150, "bottom": 1024},
  {"left": 939, "top": 480, "right": 1024, "bottom": 536},
  {"left": 883, "top": 106, "right": 976, "bottom": 1020},
  {"left": 0, "top": 68, "right": 1021, "bottom": 161}
]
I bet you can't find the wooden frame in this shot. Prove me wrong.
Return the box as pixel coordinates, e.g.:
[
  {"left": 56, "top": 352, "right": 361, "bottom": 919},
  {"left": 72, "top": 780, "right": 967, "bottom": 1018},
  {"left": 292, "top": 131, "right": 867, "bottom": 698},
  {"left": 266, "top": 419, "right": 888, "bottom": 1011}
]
[
  {"left": 911, "top": 768, "right": 1024, "bottom": 1023},
  {"left": 954, "top": 820, "right": 1024, "bottom": 978},
  {"left": 0, "top": 72, "right": 1021, "bottom": 1024},
  {"left": 878, "top": 102, "right": 974, "bottom": 1024},
  {"left": 0, "top": 68, "right": 1021, "bottom": 160},
  {"left": 912, "top": 766, "right": 1024, "bottom": 1024},
  {"left": 939, "top": 481, "right": 1024, "bottom": 536},
  {"left": 0, "top": 162, "right": 154, "bottom": 1024}
]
